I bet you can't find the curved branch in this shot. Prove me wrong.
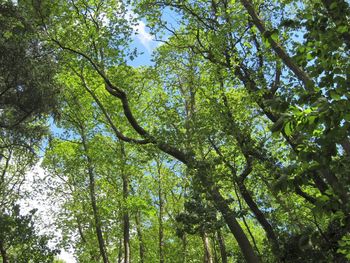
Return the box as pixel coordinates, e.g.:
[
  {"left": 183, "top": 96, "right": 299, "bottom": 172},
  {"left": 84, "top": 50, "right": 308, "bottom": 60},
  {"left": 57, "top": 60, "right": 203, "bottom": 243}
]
[{"left": 73, "top": 69, "right": 150, "bottom": 145}]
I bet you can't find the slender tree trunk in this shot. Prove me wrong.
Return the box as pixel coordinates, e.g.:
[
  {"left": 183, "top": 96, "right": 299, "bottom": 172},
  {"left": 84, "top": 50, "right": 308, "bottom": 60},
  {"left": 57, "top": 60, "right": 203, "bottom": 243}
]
[
  {"left": 135, "top": 211, "right": 145, "bottom": 263},
  {"left": 212, "top": 237, "right": 219, "bottom": 263},
  {"left": 202, "top": 231, "right": 213, "bottom": 263},
  {"left": 81, "top": 132, "right": 109, "bottom": 263},
  {"left": 76, "top": 216, "right": 97, "bottom": 261},
  {"left": 118, "top": 237, "right": 122, "bottom": 263},
  {"left": 182, "top": 233, "right": 187, "bottom": 263},
  {"left": 76, "top": 216, "right": 87, "bottom": 243},
  {"left": 123, "top": 202, "right": 130, "bottom": 263},
  {"left": 157, "top": 163, "right": 165, "bottom": 263},
  {"left": 0, "top": 239, "right": 8, "bottom": 263},
  {"left": 121, "top": 144, "right": 130, "bottom": 263},
  {"left": 217, "top": 230, "right": 228, "bottom": 263},
  {"left": 237, "top": 180, "right": 279, "bottom": 253}
]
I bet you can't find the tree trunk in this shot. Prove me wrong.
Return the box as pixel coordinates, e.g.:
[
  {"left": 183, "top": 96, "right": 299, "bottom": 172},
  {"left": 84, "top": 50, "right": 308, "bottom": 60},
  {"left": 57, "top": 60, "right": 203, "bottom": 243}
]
[
  {"left": 157, "top": 162, "right": 165, "bottom": 263},
  {"left": 202, "top": 232, "right": 213, "bottom": 263},
  {"left": 217, "top": 230, "right": 228, "bottom": 263},
  {"left": 81, "top": 132, "right": 109, "bottom": 263},
  {"left": 135, "top": 211, "right": 145, "bottom": 263},
  {"left": 121, "top": 144, "right": 130, "bottom": 263},
  {"left": 182, "top": 233, "right": 187, "bottom": 263},
  {"left": 122, "top": 174, "right": 130, "bottom": 263},
  {"left": 237, "top": 180, "right": 280, "bottom": 254},
  {"left": 197, "top": 165, "right": 260, "bottom": 263},
  {"left": 213, "top": 238, "right": 219, "bottom": 263},
  {"left": 0, "top": 239, "right": 8, "bottom": 263},
  {"left": 118, "top": 237, "right": 122, "bottom": 263}
]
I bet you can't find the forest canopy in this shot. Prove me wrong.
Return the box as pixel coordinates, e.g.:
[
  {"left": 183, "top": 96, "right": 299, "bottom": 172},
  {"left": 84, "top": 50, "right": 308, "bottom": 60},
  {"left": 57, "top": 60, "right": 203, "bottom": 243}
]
[{"left": 0, "top": 0, "right": 350, "bottom": 262}]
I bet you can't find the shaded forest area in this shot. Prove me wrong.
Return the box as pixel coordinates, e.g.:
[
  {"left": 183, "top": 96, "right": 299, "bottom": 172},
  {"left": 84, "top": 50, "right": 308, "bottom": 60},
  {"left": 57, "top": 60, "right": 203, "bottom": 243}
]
[{"left": 1, "top": 0, "right": 350, "bottom": 262}]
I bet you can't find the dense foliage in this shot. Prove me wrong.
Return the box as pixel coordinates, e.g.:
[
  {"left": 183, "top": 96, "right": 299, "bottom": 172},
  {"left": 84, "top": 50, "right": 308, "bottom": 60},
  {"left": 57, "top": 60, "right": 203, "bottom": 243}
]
[{"left": 1, "top": 0, "right": 349, "bottom": 262}]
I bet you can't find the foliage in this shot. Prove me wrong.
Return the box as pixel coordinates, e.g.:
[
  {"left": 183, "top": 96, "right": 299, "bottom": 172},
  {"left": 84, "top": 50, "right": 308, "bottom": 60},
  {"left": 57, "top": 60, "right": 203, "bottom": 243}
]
[
  {"left": 0, "top": 205, "right": 59, "bottom": 262},
  {"left": 2, "top": 0, "right": 350, "bottom": 262}
]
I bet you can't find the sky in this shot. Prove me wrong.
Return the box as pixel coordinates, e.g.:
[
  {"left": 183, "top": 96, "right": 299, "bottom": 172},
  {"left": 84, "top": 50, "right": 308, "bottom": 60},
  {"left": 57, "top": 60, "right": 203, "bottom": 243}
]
[{"left": 128, "top": 17, "right": 158, "bottom": 67}]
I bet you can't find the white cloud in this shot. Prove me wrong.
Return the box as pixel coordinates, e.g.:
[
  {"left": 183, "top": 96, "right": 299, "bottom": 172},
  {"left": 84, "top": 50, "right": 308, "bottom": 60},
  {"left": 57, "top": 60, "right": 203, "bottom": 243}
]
[
  {"left": 132, "top": 20, "right": 154, "bottom": 52},
  {"left": 59, "top": 250, "right": 76, "bottom": 263},
  {"left": 126, "top": 11, "right": 155, "bottom": 53}
]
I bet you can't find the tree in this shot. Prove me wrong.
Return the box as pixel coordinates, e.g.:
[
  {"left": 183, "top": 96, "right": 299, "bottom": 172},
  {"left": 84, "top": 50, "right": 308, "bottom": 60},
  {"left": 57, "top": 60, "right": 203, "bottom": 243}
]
[
  {"left": 0, "top": 1, "right": 58, "bottom": 136},
  {"left": 0, "top": 205, "right": 59, "bottom": 263},
  {"left": 17, "top": 0, "right": 350, "bottom": 261}
]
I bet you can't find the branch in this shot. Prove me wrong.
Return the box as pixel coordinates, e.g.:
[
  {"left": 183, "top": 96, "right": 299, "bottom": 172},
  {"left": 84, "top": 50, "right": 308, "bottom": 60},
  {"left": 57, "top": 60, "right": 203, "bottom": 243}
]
[
  {"left": 239, "top": 0, "right": 314, "bottom": 90},
  {"left": 73, "top": 68, "right": 150, "bottom": 145},
  {"left": 54, "top": 40, "right": 191, "bottom": 164}
]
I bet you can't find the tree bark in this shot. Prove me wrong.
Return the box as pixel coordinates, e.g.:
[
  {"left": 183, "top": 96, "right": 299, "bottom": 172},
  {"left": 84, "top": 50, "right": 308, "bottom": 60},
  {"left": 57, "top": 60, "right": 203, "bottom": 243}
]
[
  {"left": 202, "top": 232, "right": 213, "bottom": 263},
  {"left": 121, "top": 144, "right": 130, "bottom": 263},
  {"left": 118, "top": 237, "right": 122, "bottom": 263},
  {"left": 135, "top": 211, "right": 145, "bottom": 263},
  {"left": 197, "top": 165, "right": 260, "bottom": 263},
  {"left": 123, "top": 181, "right": 130, "bottom": 263},
  {"left": 217, "top": 230, "right": 228, "bottom": 263},
  {"left": 237, "top": 180, "right": 279, "bottom": 253},
  {"left": 0, "top": 239, "right": 8, "bottom": 263},
  {"left": 157, "top": 162, "right": 165, "bottom": 263},
  {"left": 182, "top": 233, "right": 187, "bottom": 263}
]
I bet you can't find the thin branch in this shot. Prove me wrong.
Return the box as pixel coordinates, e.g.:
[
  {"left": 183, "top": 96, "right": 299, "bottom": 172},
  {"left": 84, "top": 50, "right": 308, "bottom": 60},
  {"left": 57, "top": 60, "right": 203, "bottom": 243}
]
[{"left": 239, "top": 0, "right": 314, "bottom": 90}]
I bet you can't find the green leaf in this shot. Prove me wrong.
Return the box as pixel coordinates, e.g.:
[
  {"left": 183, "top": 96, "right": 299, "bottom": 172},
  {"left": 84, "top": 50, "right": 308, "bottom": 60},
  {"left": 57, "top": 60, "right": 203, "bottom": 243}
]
[
  {"left": 284, "top": 121, "right": 293, "bottom": 136},
  {"left": 271, "top": 31, "right": 279, "bottom": 42},
  {"left": 330, "top": 90, "right": 341, "bottom": 100}
]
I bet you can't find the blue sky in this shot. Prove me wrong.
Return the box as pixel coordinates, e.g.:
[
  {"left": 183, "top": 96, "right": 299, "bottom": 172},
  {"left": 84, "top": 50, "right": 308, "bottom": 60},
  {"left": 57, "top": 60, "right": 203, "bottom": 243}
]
[{"left": 128, "top": 19, "right": 158, "bottom": 67}]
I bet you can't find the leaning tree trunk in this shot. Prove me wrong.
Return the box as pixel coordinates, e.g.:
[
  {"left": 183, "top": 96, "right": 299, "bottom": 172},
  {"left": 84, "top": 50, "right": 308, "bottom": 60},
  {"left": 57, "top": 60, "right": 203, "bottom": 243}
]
[
  {"left": 197, "top": 164, "right": 260, "bottom": 263},
  {"left": 237, "top": 180, "right": 280, "bottom": 254}
]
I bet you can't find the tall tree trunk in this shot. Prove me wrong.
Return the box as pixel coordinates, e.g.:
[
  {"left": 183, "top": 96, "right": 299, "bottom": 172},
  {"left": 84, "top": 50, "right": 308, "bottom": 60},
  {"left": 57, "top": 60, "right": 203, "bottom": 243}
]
[
  {"left": 121, "top": 144, "right": 130, "bottom": 263},
  {"left": 217, "top": 230, "right": 228, "bottom": 263},
  {"left": 237, "top": 180, "right": 280, "bottom": 254},
  {"left": 201, "top": 231, "right": 213, "bottom": 263},
  {"left": 118, "top": 237, "right": 122, "bottom": 263},
  {"left": 212, "top": 237, "right": 219, "bottom": 263},
  {"left": 76, "top": 216, "right": 97, "bottom": 261},
  {"left": 135, "top": 211, "right": 145, "bottom": 263},
  {"left": 157, "top": 162, "right": 165, "bottom": 263},
  {"left": 182, "top": 233, "right": 187, "bottom": 263},
  {"left": 197, "top": 165, "right": 260, "bottom": 263},
  {"left": 123, "top": 185, "right": 130, "bottom": 263},
  {"left": 0, "top": 239, "right": 8, "bottom": 263},
  {"left": 81, "top": 131, "right": 109, "bottom": 263}
]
